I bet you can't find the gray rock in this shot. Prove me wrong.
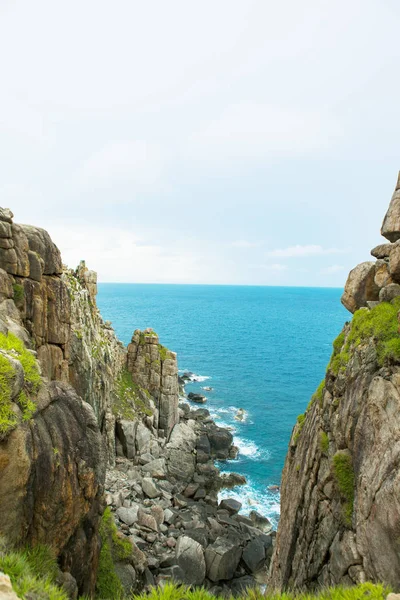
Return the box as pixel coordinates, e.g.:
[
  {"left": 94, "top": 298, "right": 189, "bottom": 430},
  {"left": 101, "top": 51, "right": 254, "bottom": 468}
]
[
  {"left": 205, "top": 538, "right": 243, "bottom": 582},
  {"left": 142, "top": 477, "right": 160, "bottom": 499},
  {"left": 379, "top": 283, "right": 400, "bottom": 303},
  {"left": 136, "top": 422, "right": 151, "bottom": 454},
  {"left": 242, "top": 537, "right": 266, "bottom": 573},
  {"left": 116, "top": 420, "right": 137, "bottom": 459},
  {"left": 114, "top": 563, "right": 136, "bottom": 595},
  {"left": 151, "top": 505, "right": 164, "bottom": 526},
  {"left": 208, "top": 428, "right": 233, "bottom": 459},
  {"left": 116, "top": 506, "right": 139, "bottom": 527},
  {"left": 142, "top": 458, "right": 166, "bottom": 478},
  {"left": 249, "top": 511, "right": 272, "bottom": 533},
  {"left": 175, "top": 535, "right": 206, "bottom": 585},
  {"left": 137, "top": 508, "right": 158, "bottom": 532},
  {"left": 219, "top": 498, "right": 242, "bottom": 515},
  {"left": 167, "top": 448, "right": 195, "bottom": 481}
]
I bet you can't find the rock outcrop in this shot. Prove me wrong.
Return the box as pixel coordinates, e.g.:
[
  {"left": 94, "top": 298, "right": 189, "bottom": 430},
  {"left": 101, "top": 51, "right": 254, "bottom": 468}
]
[
  {"left": 269, "top": 172, "right": 400, "bottom": 591},
  {"left": 0, "top": 209, "right": 181, "bottom": 596},
  {"left": 342, "top": 173, "right": 400, "bottom": 313},
  {"left": 0, "top": 207, "right": 267, "bottom": 597}
]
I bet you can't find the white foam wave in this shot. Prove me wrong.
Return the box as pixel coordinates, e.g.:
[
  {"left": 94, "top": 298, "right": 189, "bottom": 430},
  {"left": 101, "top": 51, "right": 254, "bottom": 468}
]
[
  {"left": 218, "top": 479, "right": 280, "bottom": 528},
  {"left": 234, "top": 436, "right": 271, "bottom": 460}
]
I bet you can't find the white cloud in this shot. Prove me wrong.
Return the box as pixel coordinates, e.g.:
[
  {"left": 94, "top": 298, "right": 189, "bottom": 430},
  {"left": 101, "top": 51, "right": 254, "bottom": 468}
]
[
  {"left": 230, "top": 240, "right": 264, "bottom": 248},
  {"left": 250, "top": 263, "right": 288, "bottom": 272},
  {"left": 188, "top": 104, "right": 343, "bottom": 162},
  {"left": 320, "top": 265, "right": 346, "bottom": 275},
  {"left": 79, "top": 140, "right": 164, "bottom": 189},
  {"left": 266, "top": 245, "right": 347, "bottom": 258}
]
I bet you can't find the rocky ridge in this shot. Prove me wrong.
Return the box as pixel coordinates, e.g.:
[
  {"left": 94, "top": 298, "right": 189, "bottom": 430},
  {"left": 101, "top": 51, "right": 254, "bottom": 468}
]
[
  {"left": 269, "top": 172, "right": 400, "bottom": 591},
  {"left": 0, "top": 208, "right": 273, "bottom": 598}
]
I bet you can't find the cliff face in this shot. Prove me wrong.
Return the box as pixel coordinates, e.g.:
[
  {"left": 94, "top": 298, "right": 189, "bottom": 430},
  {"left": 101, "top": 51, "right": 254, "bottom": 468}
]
[
  {"left": 269, "top": 173, "right": 400, "bottom": 591},
  {"left": 0, "top": 209, "right": 179, "bottom": 595}
]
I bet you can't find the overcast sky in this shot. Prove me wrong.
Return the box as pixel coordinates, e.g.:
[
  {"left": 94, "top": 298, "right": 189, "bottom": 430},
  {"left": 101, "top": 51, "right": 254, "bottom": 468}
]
[{"left": 1, "top": 0, "right": 399, "bottom": 286}]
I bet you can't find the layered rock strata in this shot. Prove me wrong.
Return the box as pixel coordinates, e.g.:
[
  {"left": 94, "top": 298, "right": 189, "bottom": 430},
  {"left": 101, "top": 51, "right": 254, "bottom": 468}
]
[
  {"left": 0, "top": 207, "right": 268, "bottom": 597},
  {"left": 269, "top": 172, "right": 400, "bottom": 591}
]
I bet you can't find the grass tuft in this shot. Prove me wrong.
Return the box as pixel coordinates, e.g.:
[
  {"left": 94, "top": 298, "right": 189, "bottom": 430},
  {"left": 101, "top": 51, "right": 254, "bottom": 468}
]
[
  {"left": 96, "top": 507, "right": 132, "bottom": 600},
  {"left": 333, "top": 450, "right": 355, "bottom": 527}
]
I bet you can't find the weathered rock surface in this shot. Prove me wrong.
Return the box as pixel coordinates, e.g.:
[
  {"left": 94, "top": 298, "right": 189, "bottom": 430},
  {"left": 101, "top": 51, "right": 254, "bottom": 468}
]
[
  {"left": 381, "top": 172, "right": 400, "bottom": 241},
  {"left": 341, "top": 262, "right": 379, "bottom": 313},
  {"left": 270, "top": 174, "right": 400, "bottom": 591}
]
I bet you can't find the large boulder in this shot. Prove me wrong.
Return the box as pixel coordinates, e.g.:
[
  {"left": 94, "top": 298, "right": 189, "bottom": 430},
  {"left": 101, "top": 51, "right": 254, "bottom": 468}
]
[
  {"left": 115, "top": 420, "right": 137, "bottom": 459},
  {"left": 208, "top": 427, "right": 233, "bottom": 459},
  {"left": 341, "top": 262, "right": 379, "bottom": 313},
  {"left": 381, "top": 172, "right": 400, "bottom": 242},
  {"left": 242, "top": 537, "right": 266, "bottom": 573},
  {"left": 175, "top": 535, "right": 206, "bottom": 585},
  {"left": 205, "top": 537, "right": 242, "bottom": 582}
]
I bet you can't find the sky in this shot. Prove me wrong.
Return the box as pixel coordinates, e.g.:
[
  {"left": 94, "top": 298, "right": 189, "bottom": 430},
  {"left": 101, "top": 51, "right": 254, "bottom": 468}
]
[{"left": 0, "top": 0, "right": 399, "bottom": 286}]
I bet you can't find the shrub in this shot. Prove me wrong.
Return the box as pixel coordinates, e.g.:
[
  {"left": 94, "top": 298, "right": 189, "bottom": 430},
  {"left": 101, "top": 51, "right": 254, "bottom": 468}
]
[
  {"left": 96, "top": 507, "right": 132, "bottom": 599},
  {"left": 0, "top": 332, "right": 41, "bottom": 437},
  {"left": 333, "top": 450, "right": 355, "bottom": 527},
  {"left": 329, "top": 299, "right": 400, "bottom": 374},
  {"left": 0, "top": 544, "right": 67, "bottom": 600}
]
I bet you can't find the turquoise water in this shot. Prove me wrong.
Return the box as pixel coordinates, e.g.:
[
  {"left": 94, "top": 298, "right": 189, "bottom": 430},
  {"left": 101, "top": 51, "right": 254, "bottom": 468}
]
[{"left": 97, "top": 284, "right": 348, "bottom": 526}]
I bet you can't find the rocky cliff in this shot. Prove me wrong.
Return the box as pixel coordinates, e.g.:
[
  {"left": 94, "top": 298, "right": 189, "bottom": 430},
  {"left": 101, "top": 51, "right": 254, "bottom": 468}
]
[
  {"left": 0, "top": 208, "right": 274, "bottom": 599},
  {"left": 0, "top": 209, "right": 181, "bottom": 596},
  {"left": 269, "top": 173, "right": 400, "bottom": 591}
]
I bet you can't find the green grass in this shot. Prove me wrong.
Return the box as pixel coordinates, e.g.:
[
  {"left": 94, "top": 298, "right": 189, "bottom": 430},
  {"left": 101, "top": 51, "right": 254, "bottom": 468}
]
[
  {"left": 320, "top": 431, "right": 329, "bottom": 454},
  {"left": 0, "top": 544, "right": 391, "bottom": 600},
  {"left": 0, "top": 332, "right": 41, "bottom": 437},
  {"left": 0, "top": 544, "right": 68, "bottom": 600},
  {"left": 158, "top": 344, "right": 168, "bottom": 361},
  {"left": 132, "top": 582, "right": 389, "bottom": 600},
  {"left": 333, "top": 451, "right": 355, "bottom": 527},
  {"left": 330, "top": 298, "right": 400, "bottom": 375},
  {"left": 96, "top": 507, "right": 132, "bottom": 600}
]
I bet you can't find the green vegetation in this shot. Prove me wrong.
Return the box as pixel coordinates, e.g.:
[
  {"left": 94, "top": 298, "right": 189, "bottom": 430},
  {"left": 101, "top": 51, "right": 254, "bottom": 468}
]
[
  {"left": 333, "top": 450, "right": 355, "bottom": 527},
  {"left": 113, "top": 368, "right": 153, "bottom": 420},
  {"left": 330, "top": 299, "right": 400, "bottom": 375},
  {"left": 308, "top": 379, "right": 325, "bottom": 410},
  {"left": 293, "top": 413, "right": 305, "bottom": 445},
  {"left": 0, "top": 543, "right": 68, "bottom": 600},
  {"left": 320, "top": 431, "right": 329, "bottom": 454},
  {"left": 0, "top": 331, "right": 41, "bottom": 437},
  {"left": 12, "top": 283, "right": 24, "bottom": 306},
  {"left": 0, "top": 542, "right": 391, "bottom": 600},
  {"left": 97, "top": 507, "right": 132, "bottom": 600},
  {"left": 158, "top": 343, "right": 168, "bottom": 361},
  {"left": 132, "top": 582, "right": 389, "bottom": 600}
]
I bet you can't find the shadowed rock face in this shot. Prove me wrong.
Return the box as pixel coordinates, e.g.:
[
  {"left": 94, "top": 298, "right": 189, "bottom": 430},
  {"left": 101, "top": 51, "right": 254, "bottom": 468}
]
[
  {"left": 0, "top": 382, "right": 105, "bottom": 595},
  {"left": 270, "top": 173, "right": 400, "bottom": 591}
]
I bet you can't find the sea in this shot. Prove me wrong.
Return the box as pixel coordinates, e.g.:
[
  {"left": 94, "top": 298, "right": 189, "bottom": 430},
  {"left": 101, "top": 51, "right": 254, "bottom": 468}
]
[{"left": 97, "top": 284, "right": 348, "bottom": 528}]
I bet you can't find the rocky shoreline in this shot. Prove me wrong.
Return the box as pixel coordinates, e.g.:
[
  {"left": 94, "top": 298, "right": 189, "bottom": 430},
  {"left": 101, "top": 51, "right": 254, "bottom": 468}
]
[{"left": 107, "top": 376, "right": 275, "bottom": 596}]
